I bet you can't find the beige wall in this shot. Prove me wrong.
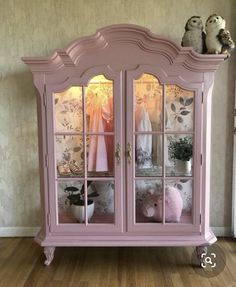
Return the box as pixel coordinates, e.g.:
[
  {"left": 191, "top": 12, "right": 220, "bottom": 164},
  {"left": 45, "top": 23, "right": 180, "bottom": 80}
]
[{"left": 0, "top": 0, "right": 235, "bottom": 230}]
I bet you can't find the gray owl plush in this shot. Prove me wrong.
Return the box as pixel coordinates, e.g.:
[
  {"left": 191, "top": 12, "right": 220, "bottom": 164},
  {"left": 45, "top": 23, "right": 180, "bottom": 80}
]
[
  {"left": 181, "top": 16, "right": 206, "bottom": 54},
  {"left": 205, "top": 14, "right": 235, "bottom": 56}
]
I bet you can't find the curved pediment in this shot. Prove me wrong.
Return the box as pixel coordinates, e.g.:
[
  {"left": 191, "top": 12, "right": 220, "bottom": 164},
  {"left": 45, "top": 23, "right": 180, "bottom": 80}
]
[{"left": 22, "top": 24, "right": 226, "bottom": 73}]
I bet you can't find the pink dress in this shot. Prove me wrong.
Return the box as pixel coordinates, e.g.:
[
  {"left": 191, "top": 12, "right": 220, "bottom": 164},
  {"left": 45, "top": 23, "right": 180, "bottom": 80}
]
[{"left": 87, "top": 92, "right": 113, "bottom": 172}]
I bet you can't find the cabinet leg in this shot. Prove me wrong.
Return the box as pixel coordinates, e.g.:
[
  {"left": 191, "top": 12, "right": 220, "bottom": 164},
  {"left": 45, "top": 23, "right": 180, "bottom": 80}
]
[
  {"left": 196, "top": 245, "right": 208, "bottom": 266},
  {"left": 44, "top": 246, "right": 55, "bottom": 266}
]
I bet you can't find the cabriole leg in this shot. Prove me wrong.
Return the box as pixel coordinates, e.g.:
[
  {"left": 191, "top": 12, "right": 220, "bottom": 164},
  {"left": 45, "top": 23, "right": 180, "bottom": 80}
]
[
  {"left": 196, "top": 245, "right": 208, "bottom": 266},
  {"left": 44, "top": 246, "right": 55, "bottom": 266}
]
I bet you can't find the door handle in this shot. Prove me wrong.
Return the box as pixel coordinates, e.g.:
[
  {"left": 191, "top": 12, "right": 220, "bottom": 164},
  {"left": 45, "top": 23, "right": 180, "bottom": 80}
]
[
  {"left": 127, "top": 143, "right": 132, "bottom": 163},
  {"left": 115, "top": 143, "right": 121, "bottom": 163}
]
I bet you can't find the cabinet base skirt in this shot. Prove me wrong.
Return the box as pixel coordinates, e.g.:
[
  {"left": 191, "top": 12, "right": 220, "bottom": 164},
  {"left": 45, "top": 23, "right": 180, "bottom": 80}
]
[{"left": 35, "top": 229, "right": 216, "bottom": 247}]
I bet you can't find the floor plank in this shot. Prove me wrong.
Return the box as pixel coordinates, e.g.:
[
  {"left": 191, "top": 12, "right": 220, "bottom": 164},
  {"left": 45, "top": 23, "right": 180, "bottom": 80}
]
[{"left": 0, "top": 238, "right": 235, "bottom": 287}]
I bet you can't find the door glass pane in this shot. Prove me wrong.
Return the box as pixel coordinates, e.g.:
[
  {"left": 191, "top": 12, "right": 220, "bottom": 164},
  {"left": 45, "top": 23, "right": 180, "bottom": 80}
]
[
  {"left": 57, "top": 180, "right": 85, "bottom": 224},
  {"left": 165, "top": 85, "right": 194, "bottom": 132},
  {"left": 134, "top": 74, "right": 163, "bottom": 132},
  {"left": 87, "top": 135, "right": 114, "bottom": 177},
  {"left": 135, "top": 134, "right": 162, "bottom": 176},
  {"left": 166, "top": 134, "right": 193, "bottom": 176},
  {"left": 54, "top": 87, "right": 83, "bottom": 132},
  {"left": 135, "top": 180, "right": 163, "bottom": 223},
  {"left": 56, "top": 135, "right": 84, "bottom": 178},
  {"left": 86, "top": 75, "right": 114, "bottom": 133},
  {"left": 88, "top": 181, "right": 115, "bottom": 224},
  {"left": 165, "top": 180, "right": 193, "bottom": 224}
]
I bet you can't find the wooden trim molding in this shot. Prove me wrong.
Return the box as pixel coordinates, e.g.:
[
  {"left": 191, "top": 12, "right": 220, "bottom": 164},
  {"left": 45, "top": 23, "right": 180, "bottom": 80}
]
[
  {"left": 0, "top": 227, "right": 231, "bottom": 237},
  {"left": 0, "top": 227, "right": 40, "bottom": 237},
  {"left": 22, "top": 24, "right": 226, "bottom": 74},
  {"left": 211, "top": 227, "right": 232, "bottom": 237}
]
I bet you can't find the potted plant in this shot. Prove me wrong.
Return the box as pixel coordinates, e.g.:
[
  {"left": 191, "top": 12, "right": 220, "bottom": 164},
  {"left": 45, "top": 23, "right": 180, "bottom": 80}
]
[
  {"left": 168, "top": 136, "right": 193, "bottom": 174},
  {"left": 64, "top": 181, "right": 99, "bottom": 222}
]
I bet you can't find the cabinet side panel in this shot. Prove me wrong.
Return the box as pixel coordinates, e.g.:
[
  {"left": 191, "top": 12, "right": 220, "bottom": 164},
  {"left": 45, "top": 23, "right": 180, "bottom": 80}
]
[
  {"left": 34, "top": 77, "right": 50, "bottom": 240},
  {"left": 202, "top": 73, "right": 215, "bottom": 237}
]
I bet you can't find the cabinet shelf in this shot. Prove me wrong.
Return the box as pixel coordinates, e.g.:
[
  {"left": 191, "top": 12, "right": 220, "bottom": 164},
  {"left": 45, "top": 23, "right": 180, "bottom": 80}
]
[
  {"left": 134, "top": 176, "right": 193, "bottom": 180},
  {"left": 135, "top": 166, "right": 193, "bottom": 178},
  {"left": 133, "top": 131, "right": 195, "bottom": 135},
  {"left": 59, "top": 211, "right": 192, "bottom": 225},
  {"left": 56, "top": 176, "right": 115, "bottom": 181},
  {"left": 136, "top": 211, "right": 192, "bottom": 224},
  {"left": 57, "top": 171, "right": 114, "bottom": 180},
  {"left": 55, "top": 132, "right": 114, "bottom": 136},
  {"left": 59, "top": 211, "right": 114, "bottom": 224}
]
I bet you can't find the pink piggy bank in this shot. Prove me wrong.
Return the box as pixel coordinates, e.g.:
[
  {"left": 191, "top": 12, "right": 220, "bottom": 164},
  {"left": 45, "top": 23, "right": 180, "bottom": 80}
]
[{"left": 142, "top": 186, "right": 183, "bottom": 222}]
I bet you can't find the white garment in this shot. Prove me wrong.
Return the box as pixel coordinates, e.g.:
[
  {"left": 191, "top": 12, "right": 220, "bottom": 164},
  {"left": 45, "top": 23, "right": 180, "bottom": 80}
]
[{"left": 135, "top": 104, "right": 153, "bottom": 169}]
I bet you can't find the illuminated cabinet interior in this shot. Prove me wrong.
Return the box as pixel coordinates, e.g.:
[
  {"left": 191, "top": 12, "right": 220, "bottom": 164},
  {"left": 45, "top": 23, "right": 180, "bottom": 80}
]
[{"left": 22, "top": 24, "right": 225, "bottom": 265}]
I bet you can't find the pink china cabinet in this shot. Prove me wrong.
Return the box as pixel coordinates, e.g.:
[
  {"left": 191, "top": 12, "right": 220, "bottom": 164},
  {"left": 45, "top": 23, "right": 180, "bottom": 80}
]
[{"left": 22, "top": 24, "right": 225, "bottom": 265}]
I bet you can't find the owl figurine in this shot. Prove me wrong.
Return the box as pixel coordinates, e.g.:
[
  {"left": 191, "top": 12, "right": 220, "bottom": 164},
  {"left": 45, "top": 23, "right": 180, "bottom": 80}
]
[
  {"left": 217, "top": 29, "right": 235, "bottom": 56},
  {"left": 205, "top": 14, "right": 234, "bottom": 56},
  {"left": 181, "top": 16, "right": 206, "bottom": 54}
]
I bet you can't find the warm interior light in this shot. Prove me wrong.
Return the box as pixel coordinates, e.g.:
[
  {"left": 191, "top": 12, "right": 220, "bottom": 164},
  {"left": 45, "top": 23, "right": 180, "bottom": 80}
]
[
  {"left": 67, "top": 86, "right": 82, "bottom": 94},
  {"left": 88, "top": 74, "right": 111, "bottom": 84},
  {"left": 135, "top": 73, "right": 160, "bottom": 84}
]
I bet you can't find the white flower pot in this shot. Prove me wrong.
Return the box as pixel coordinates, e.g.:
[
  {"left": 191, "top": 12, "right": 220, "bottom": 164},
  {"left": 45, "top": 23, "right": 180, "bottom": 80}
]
[
  {"left": 71, "top": 200, "right": 95, "bottom": 223},
  {"left": 176, "top": 159, "right": 192, "bottom": 175}
]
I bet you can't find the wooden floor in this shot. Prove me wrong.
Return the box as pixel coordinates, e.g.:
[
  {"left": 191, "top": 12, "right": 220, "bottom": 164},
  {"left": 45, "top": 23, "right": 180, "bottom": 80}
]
[{"left": 0, "top": 237, "right": 236, "bottom": 287}]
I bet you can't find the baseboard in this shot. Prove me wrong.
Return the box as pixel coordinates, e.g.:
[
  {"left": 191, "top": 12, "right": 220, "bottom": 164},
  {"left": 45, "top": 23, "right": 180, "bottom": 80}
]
[
  {"left": 0, "top": 227, "right": 40, "bottom": 237},
  {"left": 0, "top": 226, "right": 232, "bottom": 237},
  {"left": 211, "top": 226, "right": 232, "bottom": 237}
]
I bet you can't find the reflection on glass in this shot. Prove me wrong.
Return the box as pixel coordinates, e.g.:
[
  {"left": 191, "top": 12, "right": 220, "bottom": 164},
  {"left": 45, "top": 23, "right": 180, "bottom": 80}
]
[
  {"left": 87, "top": 135, "right": 114, "bottom": 177},
  {"left": 86, "top": 75, "right": 113, "bottom": 133},
  {"left": 135, "top": 74, "right": 163, "bottom": 132},
  {"left": 166, "top": 134, "right": 193, "bottom": 176},
  {"left": 57, "top": 180, "right": 85, "bottom": 224},
  {"left": 56, "top": 135, "right": 84, "bottom": 177},
  {"left": 54, "top": 87, "right": 83, "bottom": 132},
  {"left": 165, "top": 85, "right": 194, "bottom": 132},
  {"left": 89, "top": 181, "right": 115, "bottom": 224},
  {"left": 135, "top": 135, "right": 162, "bottom": 176},
  {"left": 165, "top": 180, "right": 193, "bottom": 224},
  {"left": 135, "top": 180, "right": 163, "bottom": 223}
]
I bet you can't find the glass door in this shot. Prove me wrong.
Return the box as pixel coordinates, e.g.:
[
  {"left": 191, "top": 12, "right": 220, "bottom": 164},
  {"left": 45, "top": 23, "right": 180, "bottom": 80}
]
[
  {"left": 126, "top": 70, "right": 202, "bottom": 233},
  {"left": 47, "top": 72, "right": 123, "bottom": 233}
]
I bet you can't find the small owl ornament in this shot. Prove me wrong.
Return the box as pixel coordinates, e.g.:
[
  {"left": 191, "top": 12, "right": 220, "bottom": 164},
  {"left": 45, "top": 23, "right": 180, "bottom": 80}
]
[
  {"left": 205, "top": 14, "right": 235, "bottom": 56},
  {"left": 181, "top": 16, "right": 206, "bottom": 54}
]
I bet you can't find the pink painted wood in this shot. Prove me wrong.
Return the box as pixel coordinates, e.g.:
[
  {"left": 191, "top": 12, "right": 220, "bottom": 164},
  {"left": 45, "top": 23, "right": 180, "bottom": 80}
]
[{"left": 22, "top": 24, "right": 226, "bottom": 265}]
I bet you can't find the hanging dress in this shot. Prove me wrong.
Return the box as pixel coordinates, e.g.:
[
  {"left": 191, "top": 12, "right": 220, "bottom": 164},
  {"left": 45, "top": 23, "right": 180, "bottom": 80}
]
[
  {"left": 87, "top": 90, "right": 113, "bottom": 172},
  {"left": 135, "top": 104, "right": 153, "bottom": 169}
]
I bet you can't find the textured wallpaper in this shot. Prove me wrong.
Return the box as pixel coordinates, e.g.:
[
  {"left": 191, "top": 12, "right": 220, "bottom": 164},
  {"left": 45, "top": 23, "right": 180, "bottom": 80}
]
[{"left": 0, "top": 0, "right": 235, "bottom": 229}]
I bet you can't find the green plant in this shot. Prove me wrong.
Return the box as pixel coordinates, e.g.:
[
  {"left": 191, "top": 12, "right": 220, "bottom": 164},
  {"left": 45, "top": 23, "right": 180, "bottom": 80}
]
[
  {"left": 168, "top": 137, "right": 193, "bottom": 161},
  {"left": 64, "top": 181, "right": 99, "bottom": 206}
]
